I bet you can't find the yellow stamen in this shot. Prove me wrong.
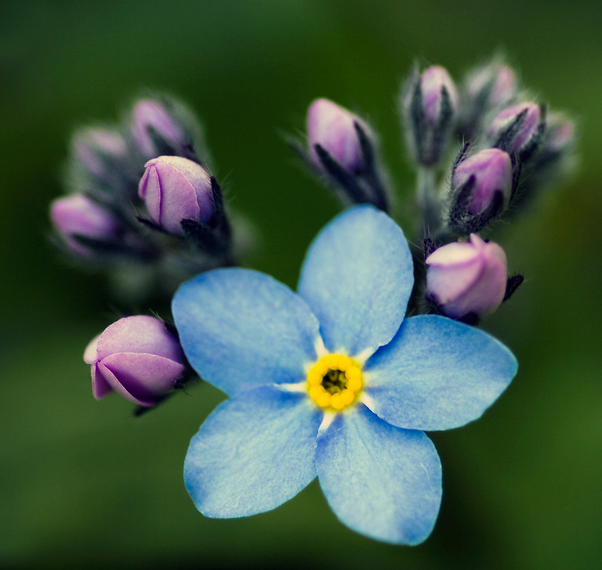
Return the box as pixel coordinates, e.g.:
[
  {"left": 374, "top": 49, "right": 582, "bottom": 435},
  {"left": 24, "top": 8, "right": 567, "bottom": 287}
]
[
  {"left": 322, "top": 354, "right": 340, "bottom": 368},
  {"left": 340, "top": 389, "right": 355, "bottom": 405},
  {"left": 307, "top": 371, "right": 322, "bottom": 386},
  {"left": 306, "top": 353, "right": 363, "bottom": 412},
  {"left": 346, "top": 366, "right": 361, "bottom": 381},
  {"left": 317, "top": 392, "right": 332, "bottom": 408},
  {"left": 309, "top": 385, "right": 323, "bottom": 400},
  {"left": 330, "top": 393, "right": 344, "bottom": 410}
]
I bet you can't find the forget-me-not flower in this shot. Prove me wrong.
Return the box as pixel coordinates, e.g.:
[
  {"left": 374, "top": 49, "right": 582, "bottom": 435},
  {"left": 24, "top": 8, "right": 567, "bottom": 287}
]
[{"left": 172, "top": 205, "right": 517, "bottom": 545}]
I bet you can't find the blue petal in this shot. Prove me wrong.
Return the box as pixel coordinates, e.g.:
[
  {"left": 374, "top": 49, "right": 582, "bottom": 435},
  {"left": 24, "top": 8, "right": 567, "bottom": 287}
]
[
  {"left": 298, "top": 205, "right": 413, "bottom": 357},
  {"left": 316, "top": 404, "right": 441, "bottom": 545},
  {"left": 172, "top": 268, "right": 320, "bottom": 396},
  {"left": 184, "top": 385, "right": 322, "bottom": 518},
  {"left": 364, "top": 315, "right": 518, "bottom": 431}
]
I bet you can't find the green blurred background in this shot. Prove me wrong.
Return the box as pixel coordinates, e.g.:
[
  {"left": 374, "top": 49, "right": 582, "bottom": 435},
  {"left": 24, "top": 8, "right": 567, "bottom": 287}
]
[{"left": 2, "top": 1, "right": 602, "bottom": 568}]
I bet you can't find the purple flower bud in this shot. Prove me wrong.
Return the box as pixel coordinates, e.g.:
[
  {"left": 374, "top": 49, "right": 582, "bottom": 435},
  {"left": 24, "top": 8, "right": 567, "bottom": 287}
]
[
  {"left": 426, "top": 234, "right": 507, "bottom": 320},
  {"left": 84, "top": 315, "right": 187, "bottom": 407},
  {"left": 420, "top": 66, "right": 460, "bottom": 125},
  {"left": 307, "top": 98, "right": 369, "bottom": 173},
  {"left": 138, "top": 155, "right": 214, "bottom": 234},
  {"left": 488, "top": 102, "right": 542, "bottom": 154},
  {"left": 50, "top": 194, "right": 118, "bottom": 255},
  {"left": 131, "top": 99, "right": 187, "bottom": 159},
  {"left": 516, "top": 112, "right": 576, "bottom": 197},
  {"left": 544, "top": 113, "right": 575, "bottom": 153},
  {"left": 466, "top": 64, "right": 516, "bottom": 108},
  {"left": 73, "top": 128, "right": 128, "bottom": 178},
  {"left": 403, "top": 66, "right": 459, "bottom": 166},
  {"left": 453, "top": 148, "right": 513, "bottom": 214}
]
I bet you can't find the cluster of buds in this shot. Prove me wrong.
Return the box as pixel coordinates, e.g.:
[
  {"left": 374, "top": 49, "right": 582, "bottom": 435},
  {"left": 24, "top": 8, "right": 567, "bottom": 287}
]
[
  {"left": 416, "top": 58, "right": 573, "bottom": 322},
  {"left": 291, "top": 58, "right": 574, "bottom": 325},
  {"left": 50, "top": 95, "right": 240, "bottom": 297},
  {"left": 287, "top": 58, "right": 575, "bottom": 324},
  {"left": 49, "top": 95, "right": 255, "bottom": 410}
]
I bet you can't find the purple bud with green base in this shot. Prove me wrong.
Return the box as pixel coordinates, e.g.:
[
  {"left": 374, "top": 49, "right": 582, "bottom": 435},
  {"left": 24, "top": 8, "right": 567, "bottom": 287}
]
[
  {"left": 403, "top": 65, "right": 459, "bottom": 166},
  {"left": 458, "top": 62, "right": 518, "bottom": 140},
  {"left": 50, "top": 194, "right": 118, "bottom": 256},
  {"left": 307, "top": 98, "right": 369, "bottom": 173},
  {"left": 426, "top": 234, "right": 508, "bottom": 320},
  {"left": 488, "top": 102, "right": 542, "bottom": 154},
  {"left": 453, "top": 148, "right": 513, "bottom": 214},
  {"left": 544, "top": 113, "right": 575, "bottom": 154},
  {"left": 516, "top": 112, "right": 576, "bottom": 198},
  {"left": 138, "top": 155, "right": 214, "bottom": 234},
  {"left": 73, "top": 128, "right": 128, "bottom": 178},
  {"left": 466, "top": 64, "right": 516, "bottom": 108},
  {"left": 84, "top": 315, "right": 187, "bottom": 407},
  {"left": 420, "top": 66, "right": 460, "bottom": 125},
  {"left": 131, "top": 99, "right": 188, "bottom": 159}
]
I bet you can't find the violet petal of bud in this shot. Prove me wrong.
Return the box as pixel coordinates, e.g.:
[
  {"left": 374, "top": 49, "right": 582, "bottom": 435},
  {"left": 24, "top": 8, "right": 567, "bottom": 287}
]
[
  {"left": 426, "top": 234, "right": 507, "bottom": 320},
  {"left": 50, "top": 194, "right": 118, "bottom": 256},
  {"left": 131, "top": 99, "right": 187, "bottom": 159},
  {"left": 138, "top": 156, "right": 214, "bottom": 234},
  {"left": 84, "top": 315, "right": 186, "bottom": 406},
  {"left": 488, "top": 102, "right": 541, "bottom": 154},
  {"left": 307, "top": 98, "right": 369, "bottom": 173},
  {"left": 84, "top": 334, "right": 113, "bottom": 399},
  {"left": 453, "top": 148, "right": 513, "bottom": 214},
  {"left": 98, "top": 354, "right": 186, "bottom": 403}
]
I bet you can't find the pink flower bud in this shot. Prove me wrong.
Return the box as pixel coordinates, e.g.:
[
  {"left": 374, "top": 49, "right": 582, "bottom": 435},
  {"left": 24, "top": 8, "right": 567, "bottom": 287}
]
[
  {"left": 488, "top": 102, "right": 541, "bottom": 154},
  {"left": 131, "top": 99, "right": 187, "bottom": 159},
  {"left": 453, "top": 148, "right": 513, "bottom": 214},
  {"left": 138, "top": 155, "right": 214, "bottom": 234},
  {"left": 307, "top": 98, "right": 369, "bottom": 173},
  {"left": 84, "top": 316, "right": 187, "bottom": 407},
  {"left": 420, "top": 66, "right": 460, "bottom": 125},
  {"left": 73, "top": 128, "right": 128, "bottom": 178},
  {"left": 466, "top": 64, "right": 516, "bottom": 108},
  {"left": 50, "top": 194, "right": 118, "bottom": 256},
  {"left": 426, "top": 234, "right": 507, "bottom": 320}
]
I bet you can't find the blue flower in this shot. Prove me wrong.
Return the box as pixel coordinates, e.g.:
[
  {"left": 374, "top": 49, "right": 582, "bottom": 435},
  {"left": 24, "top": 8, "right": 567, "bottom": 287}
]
[{"left": 172, "top": 205, "right": 517, "bottom": 545}]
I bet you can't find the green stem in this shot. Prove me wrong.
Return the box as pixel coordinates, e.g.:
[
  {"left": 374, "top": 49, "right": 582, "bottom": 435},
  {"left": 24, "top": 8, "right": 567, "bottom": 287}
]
[{"left": 416, "top": 167, "right": 440, "bottom": 239}]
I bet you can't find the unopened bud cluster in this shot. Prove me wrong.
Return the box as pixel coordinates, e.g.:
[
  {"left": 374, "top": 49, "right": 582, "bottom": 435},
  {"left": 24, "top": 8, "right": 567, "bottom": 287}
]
[
  {"left": 286, "top": 57, "right": 575, "bottom": 323},
  {"left": 50, "top": 95, "right": 242, "bottom": 299},
  {"left": 50, "top": 96, "right": 253, "bottom": 410},
  {"left": 410, "top": 57, "right": 573, "bottom": 322}
]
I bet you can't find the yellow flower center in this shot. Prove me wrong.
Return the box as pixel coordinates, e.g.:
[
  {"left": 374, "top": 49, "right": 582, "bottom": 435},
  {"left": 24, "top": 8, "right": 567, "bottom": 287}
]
[{"left": 307, "top": 353, "right": 363, "bottom": 411}]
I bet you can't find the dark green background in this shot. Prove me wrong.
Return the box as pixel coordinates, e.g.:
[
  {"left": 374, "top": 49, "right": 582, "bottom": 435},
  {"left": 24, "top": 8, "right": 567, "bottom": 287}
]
[{"left": 2, "top": 1, "right": 601, "bottom": 568}]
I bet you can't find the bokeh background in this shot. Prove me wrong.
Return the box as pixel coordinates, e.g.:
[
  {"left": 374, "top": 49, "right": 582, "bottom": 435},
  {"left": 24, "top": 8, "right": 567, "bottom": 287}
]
[{"left": 2, "top": 1, "right": 602, "bottom": 568}]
